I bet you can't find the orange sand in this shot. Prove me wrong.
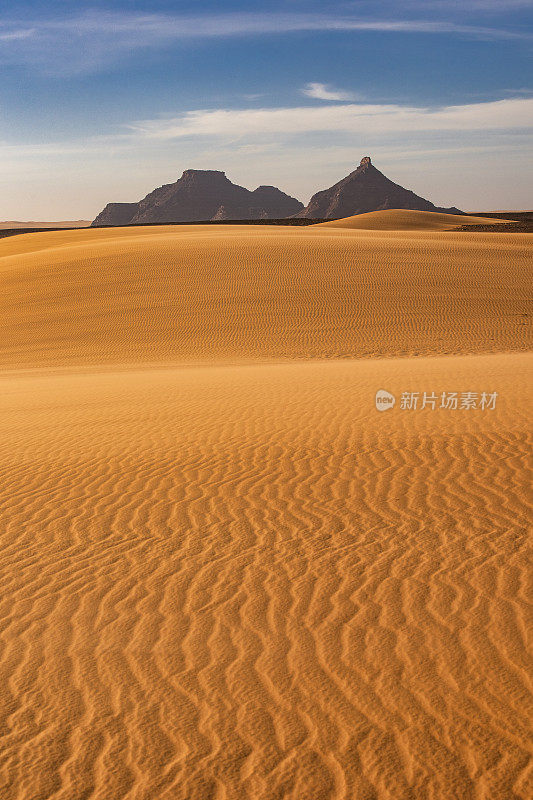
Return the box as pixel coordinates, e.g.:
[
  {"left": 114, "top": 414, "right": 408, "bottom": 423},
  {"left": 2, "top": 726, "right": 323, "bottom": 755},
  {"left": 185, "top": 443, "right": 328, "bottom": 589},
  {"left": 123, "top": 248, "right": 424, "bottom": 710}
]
[
  {"left": 315, "top": 209, "right": 513, "bottom": 230},
  {"left": 0, "top": 212, "right": 531, "bottom": 799},
  {"left": 0, "top": 221, "right": 530, "bottom": 368}
]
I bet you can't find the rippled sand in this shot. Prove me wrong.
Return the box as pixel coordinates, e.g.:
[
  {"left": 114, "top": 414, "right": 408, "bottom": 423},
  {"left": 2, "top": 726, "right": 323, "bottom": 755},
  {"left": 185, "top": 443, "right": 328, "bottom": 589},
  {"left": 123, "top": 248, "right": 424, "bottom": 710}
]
[{"left": 0, "top": 217, "right": 531, "bottom": 799}]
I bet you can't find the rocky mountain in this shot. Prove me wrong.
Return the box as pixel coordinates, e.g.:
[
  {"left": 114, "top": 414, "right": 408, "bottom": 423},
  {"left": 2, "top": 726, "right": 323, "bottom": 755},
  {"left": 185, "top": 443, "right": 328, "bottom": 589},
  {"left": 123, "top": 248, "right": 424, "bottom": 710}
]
[
  {"left": 295, "top": 157, "right": 461, "bottom": 219},
  {"left": 92, "top": 170, "right": 304, "bottom": 226},
  {"left": 92, "top": 203, "right": 139, "bottom": 227}
]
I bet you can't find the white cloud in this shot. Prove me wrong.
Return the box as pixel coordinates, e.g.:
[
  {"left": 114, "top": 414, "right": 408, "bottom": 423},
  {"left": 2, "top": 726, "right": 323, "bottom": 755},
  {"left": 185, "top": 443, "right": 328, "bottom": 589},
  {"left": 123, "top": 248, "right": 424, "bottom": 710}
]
[
  {"left": 128, "top": 98, "right": 533, "bottom": 140},
  {"left": 0, "top": 29, "right": 35, "bottom": 42},
  {"left": 0, "top": 12, "right": 530, "bottom": 74},
  {"left": 302, "top": 83, "right": 359, "bottom": 101}
]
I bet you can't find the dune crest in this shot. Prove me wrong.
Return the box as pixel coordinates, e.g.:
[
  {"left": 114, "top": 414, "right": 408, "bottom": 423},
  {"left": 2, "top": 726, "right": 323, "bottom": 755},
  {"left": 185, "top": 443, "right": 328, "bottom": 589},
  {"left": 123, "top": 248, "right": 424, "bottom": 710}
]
[
  {"left": 314, "top": 209, "right": 514, "bottom": 230},
  {"left": 0, "top": 224, "right": 530, "bottom": 369}
]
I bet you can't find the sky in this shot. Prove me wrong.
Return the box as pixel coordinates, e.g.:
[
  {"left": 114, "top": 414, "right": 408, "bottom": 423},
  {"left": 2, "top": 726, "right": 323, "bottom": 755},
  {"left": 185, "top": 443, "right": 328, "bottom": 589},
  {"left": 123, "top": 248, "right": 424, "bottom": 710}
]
[{"left": 1, "top": 0, "right": 532, "bottom": 219}]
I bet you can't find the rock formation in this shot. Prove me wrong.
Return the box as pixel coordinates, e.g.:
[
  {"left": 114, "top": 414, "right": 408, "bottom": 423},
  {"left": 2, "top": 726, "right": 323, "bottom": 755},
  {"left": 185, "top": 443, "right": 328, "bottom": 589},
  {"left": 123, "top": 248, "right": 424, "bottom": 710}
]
[
  {"left": 92, "top": 203, "right": 138, "bottom": 227},
  {"left": 295, "top": 157, "right": 461, "bottom": 219},
  {"left": 92, "top": 170, "right": 303, "bottom": 226}
]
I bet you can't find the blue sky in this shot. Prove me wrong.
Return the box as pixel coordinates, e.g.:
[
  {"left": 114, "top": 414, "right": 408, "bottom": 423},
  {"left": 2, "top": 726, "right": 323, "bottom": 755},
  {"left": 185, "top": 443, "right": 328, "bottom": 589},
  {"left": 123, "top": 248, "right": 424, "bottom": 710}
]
[{"left": 1, "top": 1, "right": 532, "bottom": 217}]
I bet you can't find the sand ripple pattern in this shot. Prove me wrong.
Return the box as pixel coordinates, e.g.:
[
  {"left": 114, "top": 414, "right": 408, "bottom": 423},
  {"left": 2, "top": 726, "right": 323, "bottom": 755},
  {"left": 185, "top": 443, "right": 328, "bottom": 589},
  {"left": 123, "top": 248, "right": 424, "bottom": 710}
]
[
  {"left": 0, "top": 225, "right": 531, "bottom": 368},
  {"left": 0, "top": 355, "right": 531, "bottom": 800}
]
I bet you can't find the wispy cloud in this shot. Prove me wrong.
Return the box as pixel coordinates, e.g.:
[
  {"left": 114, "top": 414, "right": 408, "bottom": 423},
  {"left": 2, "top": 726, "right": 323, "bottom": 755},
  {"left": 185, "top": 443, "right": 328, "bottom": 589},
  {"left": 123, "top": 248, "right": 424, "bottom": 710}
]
[
  {"left": 0, "top": 29, "right": 35, "bottom": 42},
  {"left": 302, "top": 83, "right": 359, "bottom": 101},
  {"left": 0, "top": 11, "right": 530, "bottom": 74},
  {"left": 128, "top": 98, "right": 533, "bottom": 140},
  {"left": 397, "top": 0, "right": 533, "bottom": 9}
]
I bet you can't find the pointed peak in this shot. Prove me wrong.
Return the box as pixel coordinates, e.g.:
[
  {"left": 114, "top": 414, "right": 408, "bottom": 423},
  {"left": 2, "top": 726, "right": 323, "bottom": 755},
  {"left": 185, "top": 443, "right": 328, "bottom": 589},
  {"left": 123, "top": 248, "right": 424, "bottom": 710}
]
[
  {"left": 357, "top": 156, "right": 373, "bottom": 171},
  {"left": 342, "top": 156, "right": 377, "bottom": 183},
  {"left": 295, "top": 155, "right": 462, "bottom": 219}
]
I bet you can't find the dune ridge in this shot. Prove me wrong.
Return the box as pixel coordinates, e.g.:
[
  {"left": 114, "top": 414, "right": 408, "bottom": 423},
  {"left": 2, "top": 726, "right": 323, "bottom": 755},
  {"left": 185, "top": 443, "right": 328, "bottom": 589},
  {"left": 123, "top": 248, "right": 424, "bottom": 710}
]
[
  {"left": 314, "top": 209, "right": 514, "bottom": 230},
  {"left": 0, "top": 221, "right": 530, "bottom": 369},
  {"left": 0, "top": 220, "right": 531, "bottom": 799}
]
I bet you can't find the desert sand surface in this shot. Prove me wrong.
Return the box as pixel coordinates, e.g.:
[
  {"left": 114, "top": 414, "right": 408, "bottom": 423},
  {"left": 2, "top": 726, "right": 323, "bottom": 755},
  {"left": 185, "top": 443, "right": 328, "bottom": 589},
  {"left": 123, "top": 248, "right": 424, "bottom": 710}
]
[
  {"left": 316, "top": 209, "right": 513, "bottom": 231},
  {"left": 0, "top": 217, "right": 532, "bottom": 799},
  {"left": 0, "top": 220, "right": 91, "bottom": 229},
  {"left": 0, "top": 220, "right": 530, "bottom": 369}
]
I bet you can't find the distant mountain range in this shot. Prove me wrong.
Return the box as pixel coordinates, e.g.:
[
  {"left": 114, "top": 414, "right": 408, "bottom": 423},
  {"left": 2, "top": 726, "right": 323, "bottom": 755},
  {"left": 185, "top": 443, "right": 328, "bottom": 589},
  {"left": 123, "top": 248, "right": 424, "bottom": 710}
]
[{"left": 91, "top": 158, "right": 461, "bottom": 226}]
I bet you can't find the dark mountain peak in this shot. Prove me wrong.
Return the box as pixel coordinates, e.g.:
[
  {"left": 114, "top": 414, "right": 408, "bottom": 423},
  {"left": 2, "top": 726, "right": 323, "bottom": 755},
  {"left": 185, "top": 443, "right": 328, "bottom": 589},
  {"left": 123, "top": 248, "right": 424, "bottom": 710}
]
[
  {"left": 295, "top": 156, "right": 461, "bottom": 219},
  {"left": 92, "top": 169, "right": 303, "bottom": 226},
  {"left": 252, "top": 185, "right": 297, "bottom": 199},
  {"left": 339, "top": 156, "right": 381, "bottom": 185},
  {"left": 91, "top": 157, "right": 460, "bottom": 227}
]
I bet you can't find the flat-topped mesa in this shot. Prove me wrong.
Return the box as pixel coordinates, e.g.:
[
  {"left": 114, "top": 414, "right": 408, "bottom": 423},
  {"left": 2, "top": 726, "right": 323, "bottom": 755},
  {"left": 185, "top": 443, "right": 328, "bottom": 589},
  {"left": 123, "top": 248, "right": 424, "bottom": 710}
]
[
  {"left": 180, "top": 169, "right": 228, "bottom": 183},
  {"left": 182, "top": 168, "right": 225, "bottom": 177},
  {"left": 295, "top": 155, "right": 461, "bottom": 219},
  {"left": 92, "top": 169, "right": 303, "bottom": 225}
]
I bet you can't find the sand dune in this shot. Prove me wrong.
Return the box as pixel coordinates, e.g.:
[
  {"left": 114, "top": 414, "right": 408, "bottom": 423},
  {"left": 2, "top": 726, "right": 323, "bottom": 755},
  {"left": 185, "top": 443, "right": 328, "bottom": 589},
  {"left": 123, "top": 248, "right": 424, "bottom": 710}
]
[
  {"left": 0, "top": 222, "right": 531, "bottom": 799},
  {"left": 315, "top": 209, "right": 513, "bottom": 230},
  {"left": 0, "top": 223, "right": 530, "bottom": 369}
]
